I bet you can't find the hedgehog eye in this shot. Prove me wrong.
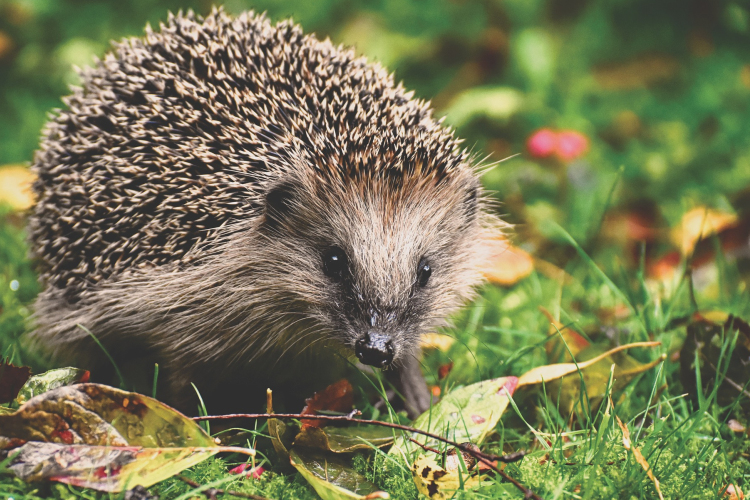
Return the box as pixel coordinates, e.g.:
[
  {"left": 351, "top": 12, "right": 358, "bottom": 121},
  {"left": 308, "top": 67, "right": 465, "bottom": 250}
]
[
  {"left": 417, "top": 258, "right": 431, "bottom": 287},
  {"left": 323, "top": 247, "right": 348, "bottom": 281}
]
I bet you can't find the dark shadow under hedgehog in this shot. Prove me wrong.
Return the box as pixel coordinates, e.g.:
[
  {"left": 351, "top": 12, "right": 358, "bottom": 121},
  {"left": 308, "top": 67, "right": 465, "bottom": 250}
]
[{"left": 28, "top": 8, "right": 504, "bottom": 417}]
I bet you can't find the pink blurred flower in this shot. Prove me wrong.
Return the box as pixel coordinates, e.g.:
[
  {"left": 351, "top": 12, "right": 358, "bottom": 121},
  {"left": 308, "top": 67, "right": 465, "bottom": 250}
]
[
  {"left": 526, "top": 128, "right": 557, "bottom": 158},
  {"left": 555, "top": 130, "right": 589, "bottom": 160},
  {"left": 229, "top": 463, "right": 265, "bottom": 479}
]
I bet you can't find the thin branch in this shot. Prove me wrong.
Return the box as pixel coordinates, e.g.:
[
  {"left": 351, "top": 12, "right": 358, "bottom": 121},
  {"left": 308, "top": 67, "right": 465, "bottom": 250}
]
[{"left": 194, "top": 412, "right": 540, "bottom": 500}]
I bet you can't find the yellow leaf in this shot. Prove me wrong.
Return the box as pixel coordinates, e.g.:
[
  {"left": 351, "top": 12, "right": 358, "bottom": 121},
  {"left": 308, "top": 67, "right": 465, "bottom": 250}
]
[
  {"left": 517, "top": 341, "right": 661, "bottom": 387},
  {"left": 614, "top": 407, "right": 664, "bottom": 500},
  {"left": 672, "top": 207, "right": 737, "bottom": 256},
  {"left": 484, "top": 240, "right": 534, "bottom": 286},
  {"left": 0, "top": 165, "right": 35, "bottom": 211},
  {"left": 411, "top": 454, "right": 482, "bottom": 500},
  {"left": 420, "top": 333, "right": 455, "bottom": 351}
]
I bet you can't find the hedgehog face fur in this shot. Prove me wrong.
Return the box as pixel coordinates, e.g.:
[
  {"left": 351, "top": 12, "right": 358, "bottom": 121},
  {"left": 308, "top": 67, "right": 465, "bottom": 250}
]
[
  {"left": 260, "top": 157, "right": 484, "bottom": 368},
  {"left": 28, "top": 9, "right": 502, "bottom": 413}
]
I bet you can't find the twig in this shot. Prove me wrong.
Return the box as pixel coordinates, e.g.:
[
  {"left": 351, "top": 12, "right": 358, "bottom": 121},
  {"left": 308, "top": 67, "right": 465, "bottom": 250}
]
[
  {"left": 407, "top": 437, "right": 526, "bottom": 465},
  {"left": 194, "top": 412, "right": 540, "bottom": 500},
  {"left": 177, "top": 475, "right": 270, "bottom": 500}
]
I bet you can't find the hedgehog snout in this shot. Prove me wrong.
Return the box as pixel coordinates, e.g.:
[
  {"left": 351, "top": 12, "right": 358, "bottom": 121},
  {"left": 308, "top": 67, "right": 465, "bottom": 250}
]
[{"left": 354, "top": 330, "right": 394, "bottom": 368}]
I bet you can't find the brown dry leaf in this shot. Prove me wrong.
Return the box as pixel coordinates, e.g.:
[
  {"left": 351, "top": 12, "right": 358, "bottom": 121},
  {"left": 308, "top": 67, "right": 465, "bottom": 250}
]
[
  {"left": 517, "top": 341, "right": 661, "bottom": 387},
  {"left": 420, "top": 333, "right": 455, "bottom": 352},
  {"left": 0, "top": 31, "right": 13, "bottom": 60},
  {"left": 301, "top": 379, "right": 354, "bottom": 429},
  {"left": 647, "top": 251, "right": 681, "bottom": 281},
  {"left": 593, "top": 54, "right": 680, "bottom": 90},
  {"left": 723, "top": 484, "right": 746, "bottom": 500},
  {"left": 727, "top": 419, "right": 746, "bottom": 433},
  {"left": 484, "top": 239, "right": 533, "bottom": 286},
  {"left": 0, "top": 165, "right": 35, "bottom": 211},
  {"left": 614, "top": 409, "right": 664, "bottom": 500},
  {"left": 672, "top": 207, "right": 737, "bottom": 256}
]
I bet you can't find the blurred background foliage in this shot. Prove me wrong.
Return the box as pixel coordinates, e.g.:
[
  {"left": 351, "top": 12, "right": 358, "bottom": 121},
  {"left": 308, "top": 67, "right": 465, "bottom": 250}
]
[{"left": 2, "top": 0, "right": 750, "bottom": 244}]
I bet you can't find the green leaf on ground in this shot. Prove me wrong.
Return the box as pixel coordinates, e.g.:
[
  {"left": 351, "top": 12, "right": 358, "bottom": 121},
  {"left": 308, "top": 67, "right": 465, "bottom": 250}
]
[
  {"left": 15, "top": 367, "right": 89, "bottom": 405},
  {"left": 294, "top": 425, "right": 395, "bottom": 453},
  {"left": 390, "top": 376, "right": 518, "bottom": 458},
  {"left": 290, "top": 448, "right": 389, "bottom": 500}
]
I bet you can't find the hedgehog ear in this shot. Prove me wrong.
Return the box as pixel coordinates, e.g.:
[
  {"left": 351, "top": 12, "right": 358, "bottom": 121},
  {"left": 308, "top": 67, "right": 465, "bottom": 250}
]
[{"left": 264, "top": 181, "right": 296, "bottom": 228}]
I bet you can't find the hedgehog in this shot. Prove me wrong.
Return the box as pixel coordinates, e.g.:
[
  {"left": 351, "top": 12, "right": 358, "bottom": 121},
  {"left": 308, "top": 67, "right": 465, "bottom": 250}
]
[{"left": 28, "top": 8, "right": 502, "bottom": 417}]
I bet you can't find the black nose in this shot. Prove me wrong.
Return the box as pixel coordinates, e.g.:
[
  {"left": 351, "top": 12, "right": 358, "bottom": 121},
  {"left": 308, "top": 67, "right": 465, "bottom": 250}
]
[{"left": 355, "top": 331, "right": 394, "bottom": 368}]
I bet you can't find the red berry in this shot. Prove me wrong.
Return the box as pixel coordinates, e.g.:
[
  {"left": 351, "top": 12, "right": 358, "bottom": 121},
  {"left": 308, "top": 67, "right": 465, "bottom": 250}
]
[
  {"left": 555, "top": 130, "right": 589, "bottom": 161},
  {"left": 527, "top": 128, "right": 558, "bottom": 158}
]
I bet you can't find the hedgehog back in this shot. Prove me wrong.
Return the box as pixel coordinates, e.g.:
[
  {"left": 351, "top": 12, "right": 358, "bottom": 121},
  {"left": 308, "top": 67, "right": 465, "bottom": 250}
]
[{"left": 29, "top": 10, "right": 463, "bottom": 304}]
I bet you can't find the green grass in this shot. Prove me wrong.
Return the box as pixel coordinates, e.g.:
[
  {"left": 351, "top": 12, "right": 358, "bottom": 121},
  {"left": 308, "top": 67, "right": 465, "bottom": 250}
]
[{"left": 2, "top": 196, "right": 749, "bottom": 499}]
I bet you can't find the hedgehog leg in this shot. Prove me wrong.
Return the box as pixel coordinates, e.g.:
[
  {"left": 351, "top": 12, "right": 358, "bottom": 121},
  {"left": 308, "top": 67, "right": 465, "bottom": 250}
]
[{"left": 388, "top": 354, "right": 431, "bottom": 419}]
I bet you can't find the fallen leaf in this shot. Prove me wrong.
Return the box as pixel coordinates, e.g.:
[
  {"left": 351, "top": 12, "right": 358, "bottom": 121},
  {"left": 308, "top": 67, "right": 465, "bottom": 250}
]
[
  {"left": 517, "top": 341, "right": 661, "bottom": 386},
  {"left": 301, "top": 379, "right": 354, "bottom": 429},
  {"left": 727, "top": 420, "right": 746, "bottom": 433},
  {"left": 0, "top": 384, "right": 218, "bottom": 448},
  {"left": 15, "top": 367, "right": 90, "bottom": 405},
  {"left": 0, "top": 165, "right": 35, "bottom": 211},
  {"left": 615, "top": 411, "right": 664, "bottom": 500},
  {"left": 294, "top": 425, "right": 394, "bottom": 453},
  {"left": 6, "top": 441, "right": 248, "bottom": 492},
  {"left": 545, "top": 344, "right": 667, "bottom": 415},
  {"left": 484, "top": 240, "right": 534, "bottom": 286},
  {"left": 411, "top": 454, "right": 482, "bottom": 500},
  {"left": 0, "top": 30, "right": 13, "bottom": 60},
  {"left": 0, "top": 361, "right": 31, "bottom": 404},
  {"left": 437, "top": 362, "right": 453, "bottom": 380},
  {"left": 290, "top": 448, "right": 389, "bottom": 500},
  {"left": 420, "top": 333, "right": 455, "bottom": 352},
  {"left": 390, "top": 377, "right": 517, "bottom": 458},
  {"left": 672, "top": 207, "right": 737, "bottom": 256},
  {"left": 0, "top": 384, "right": 253, "bottom": 491},
  {"left": 647, "top": 251, "right": 681, "bottom": 281},
  {"left": 723, "top": 484, "right": 746, "bottom": 500}
]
